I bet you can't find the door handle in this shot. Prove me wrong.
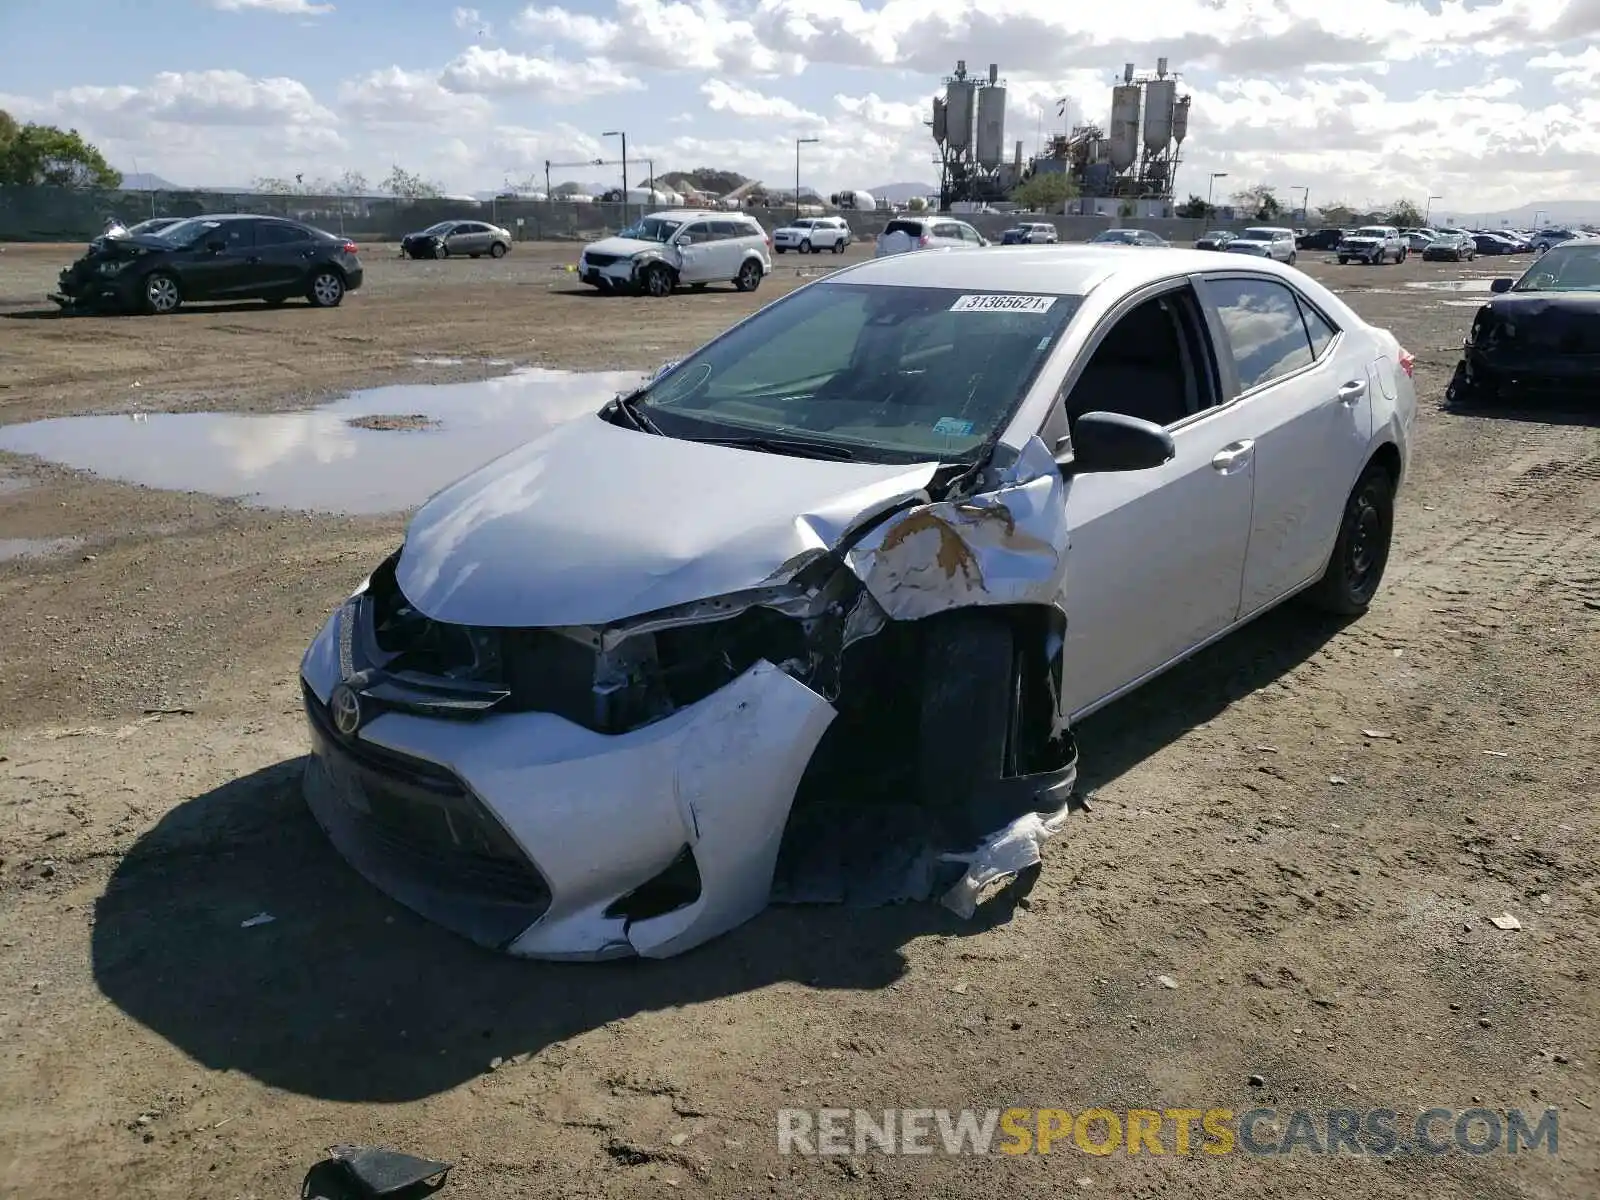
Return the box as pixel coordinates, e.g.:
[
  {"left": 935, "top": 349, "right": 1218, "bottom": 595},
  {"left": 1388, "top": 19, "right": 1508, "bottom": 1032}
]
[
  {"left": 1337, "top": 380, "right": 1367, "bottom": 405},
  {"left": 1211, "top": 439, "right": 1255, "bottom": 472}
]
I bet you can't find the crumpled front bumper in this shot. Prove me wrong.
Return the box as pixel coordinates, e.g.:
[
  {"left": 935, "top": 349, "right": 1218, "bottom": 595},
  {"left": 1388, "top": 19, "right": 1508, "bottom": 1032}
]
[
  {"left": 579, "top": 255, "right": 643, "bottom": 289},
  {"left": 300, "top": 602, "right": 836, "bottom": 960}
]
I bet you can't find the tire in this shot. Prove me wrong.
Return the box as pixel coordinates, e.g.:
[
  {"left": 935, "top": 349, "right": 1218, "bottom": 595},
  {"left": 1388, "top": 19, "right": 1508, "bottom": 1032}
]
[
  {"left": 1287, "top": 251, "right": 1297, "bottom": 266},
  {"left": 307, "top": 269, "right": 345, "bottom": 308},
  {"left": 800, "top": 239, "right": 813, "bottom": 254},
  {"left": 1338, "top": 256, "right": 1348, "bottom": 265},
  {"left": 832, "top": 241, "right": 845, "bottom": 254},
  {"left": 489, "top": 242, "right": 507, "bottom": 258},
  {"left": 642, "top": 262, "right": 674, "bottom": 298},
  {"left": 432, "top": 242, "right": 448, "bottom": 260},
  {"left": 142, "top": 272, "right": 181, "bottom": 315},
  {"left": 1306, "top": 463, "right": 1395, "bottom": 616},
  {"left": 775, "top": 246, "right": 787, "bottom": 254},
  {"left": 915, "top": 613, "right": 1017, "bottom": 848},
  {"left": 734, "top": 258, "right": 762, "bottom": 292}
]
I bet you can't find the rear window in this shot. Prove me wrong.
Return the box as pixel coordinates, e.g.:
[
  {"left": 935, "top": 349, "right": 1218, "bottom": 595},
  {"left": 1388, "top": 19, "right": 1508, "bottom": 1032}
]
[{"left": 884, "top": 219, "right": 925, "bottom": 237}]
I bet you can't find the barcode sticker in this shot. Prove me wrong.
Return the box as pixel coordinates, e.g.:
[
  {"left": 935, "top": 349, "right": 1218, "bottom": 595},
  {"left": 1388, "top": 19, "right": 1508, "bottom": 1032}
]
[{"left": 950, "top": 293, "right": 1057, "bottom": 313}]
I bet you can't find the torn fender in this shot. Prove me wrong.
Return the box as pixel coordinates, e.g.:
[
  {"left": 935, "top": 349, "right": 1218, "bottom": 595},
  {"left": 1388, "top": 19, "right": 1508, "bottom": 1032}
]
[{"left": 844, "top": 436, "right": 1069, "bottom": 620}]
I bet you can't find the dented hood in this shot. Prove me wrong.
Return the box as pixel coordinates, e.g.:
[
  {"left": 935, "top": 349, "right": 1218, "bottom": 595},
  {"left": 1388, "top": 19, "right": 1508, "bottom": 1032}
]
[
  {"left": 395, "top": 415, "right": 939, "bottom": 627},
  {"left": 1481, "top": 292, "right": 1600, "bottom": 352}
]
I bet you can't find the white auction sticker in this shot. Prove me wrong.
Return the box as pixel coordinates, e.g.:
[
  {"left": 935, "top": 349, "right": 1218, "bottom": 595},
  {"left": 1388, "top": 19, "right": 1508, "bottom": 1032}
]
[{"left": 950, "top": 293, "right": 1057, "bottom": 313}]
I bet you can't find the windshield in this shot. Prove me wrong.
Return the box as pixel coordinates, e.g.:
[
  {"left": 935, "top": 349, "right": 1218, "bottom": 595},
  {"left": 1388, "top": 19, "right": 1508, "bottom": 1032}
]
[
  {"left": 1353, "top": 227, "right": 1390, "bottom": 237},
  {"left": 1242, "top": 228, "right": 1282, "bottom": 239},
  {"left": 618, "top": 216, "right": 684, "bottom": 242},
  {"left": 633, "top": 282, "right": 1083, "bottom": 463},
  {"left": 1204, "top": 230, "right": 1231, "bottom": 238},
  {"left": 420, "top": 221, "right": 455, "bottom": 236},
  {"left": 1512, "top": 243, "right": 1600, "bottom": 292},
  {"left": 1092, "top": 230, "right": 1136, "bottom": 243},
  {"left": 149, "top": 218, "right": 222, "bottom": 246}
]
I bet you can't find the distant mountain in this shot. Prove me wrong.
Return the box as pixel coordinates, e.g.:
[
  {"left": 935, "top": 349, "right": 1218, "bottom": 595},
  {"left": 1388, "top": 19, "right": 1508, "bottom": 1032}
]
[
  {"left": 119, "top": 171, "right": 180, "bottom": 191},
  {"left": 1446, "top": 200, "right": 1600, "bottom": 228},
  {"left": 868, "top": 181, "right": 937, "bottom": 203}
]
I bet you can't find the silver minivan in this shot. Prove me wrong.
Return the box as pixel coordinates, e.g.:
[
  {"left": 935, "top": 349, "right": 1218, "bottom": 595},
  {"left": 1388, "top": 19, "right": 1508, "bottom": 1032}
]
[{"left": 579, "top": 210, "right": 773, "bottom": 296}]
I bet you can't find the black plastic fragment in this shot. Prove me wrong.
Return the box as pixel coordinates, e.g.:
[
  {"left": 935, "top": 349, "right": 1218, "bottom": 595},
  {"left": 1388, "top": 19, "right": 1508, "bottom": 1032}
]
[{"left": 302, "top": 1145, "right": 452, "bottom": 1200}]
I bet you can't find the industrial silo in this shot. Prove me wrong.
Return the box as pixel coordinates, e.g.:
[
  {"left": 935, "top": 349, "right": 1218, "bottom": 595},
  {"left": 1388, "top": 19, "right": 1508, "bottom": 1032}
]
[
  {"left": 975, "top": 74, "right": 1006, "bottom": 168},
  {"left": 945, "top": 76, "right": 976, "bottom": 150},
  {"left": 931, "top": 96, "right": 947, "bottom": 144},
  {"left": 1109, "top": 83, "right": 1142, "bottom": 172},
  {"left": 1172, "top": 94, "right": 1191, "bottom": 144},
  {"left": 1143, "top": 78, "right": 1177, "bottom": 150}
]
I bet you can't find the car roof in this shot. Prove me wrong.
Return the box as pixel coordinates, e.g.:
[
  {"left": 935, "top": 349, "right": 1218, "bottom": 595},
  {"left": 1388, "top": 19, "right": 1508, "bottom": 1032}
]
[
  {"left": 828, "top": 244, "right": 1315, "bottom": 296},
  {"left": 654, "top": 209, "right": 746, "bottom": 220}
]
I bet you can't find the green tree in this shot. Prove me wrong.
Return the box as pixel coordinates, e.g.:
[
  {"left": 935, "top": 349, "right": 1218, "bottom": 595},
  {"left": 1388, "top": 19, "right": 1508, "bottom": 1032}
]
[
  {"left": 381, "top": 164, "right": 441, "bottom": 199},
  {"left": 0, "top": 117, "right": 120, "bottom": 188},
  {"left": 1387, "top": 198, "right": 1424, "bottom": 227},
  {"left": 1176, "top": 193, "right": 1211, "bottom": 219},
  {"left": 1011, "top": 171, "right": 1077, "bottom": 212},
  {"left": 1231, "top": 183, "right": 1280, "bottom": 220}
]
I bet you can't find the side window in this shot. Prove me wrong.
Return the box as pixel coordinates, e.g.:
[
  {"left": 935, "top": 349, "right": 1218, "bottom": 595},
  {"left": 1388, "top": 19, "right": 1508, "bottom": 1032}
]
[
  {"left": 255, "top": 222, "right": 305, "bottom": 247},
  {"left": 933, "top": 222, "right": 960, "bottom": 240},
  {"left": 1061, "top": 289, "right": 1209, "bottom": 429},
  {"left": 1298, "top": 298, "right": 1337, "bottom": 359},
  {"left": 708, "top": 220, "right": 738, "bottom": 239},
  {"left": 958, "top": 224, "right": 983, "bottom": 244},
  {"left": 680, "top": 222, "right": 711, "bottom": 243},
  {"left": 222, "top": 222, "right": 255, "bottom": 250},
  {"left": 1207, "top": 277, "right": 1315, "bottom": 391}
]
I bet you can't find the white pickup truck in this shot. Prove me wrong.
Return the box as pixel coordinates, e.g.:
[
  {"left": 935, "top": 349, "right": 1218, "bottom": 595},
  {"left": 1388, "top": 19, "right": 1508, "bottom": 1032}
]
[
  {"left": 772, "top": 217, "right": 850, "bottom": 254},
  {"left": 1338, "top": 226, "right": 1407, "bottom": 265}
]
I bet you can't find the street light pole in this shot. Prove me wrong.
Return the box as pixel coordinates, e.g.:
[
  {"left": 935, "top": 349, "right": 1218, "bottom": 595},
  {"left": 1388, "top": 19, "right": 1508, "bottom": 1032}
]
[
  {"left": 1292, "top": 185, "right": 1308, "bottom": 221},
  {"left": 1207, "top": 171, "right": 1228, "bottom": 211},
  {"left": 602, "top": 130, "right": 628, "bottom": 224},
  {"left": 795, "top": 137, "right": 819, "bottom": 222},
  {"left": 1425, "top": 194, "right": 1442, "bottom": 225}
]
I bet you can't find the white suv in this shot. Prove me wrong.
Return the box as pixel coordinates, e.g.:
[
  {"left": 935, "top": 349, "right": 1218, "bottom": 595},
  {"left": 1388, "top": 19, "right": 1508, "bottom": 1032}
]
[
  {"left": 579, "top": 210, "right": 772, "bottom": 296},
  {"left": 874, "top": 216, "right": 989, "bottom": 257},
  {"left": 773, "top": 216, "right": 850, "bottom": 254}
]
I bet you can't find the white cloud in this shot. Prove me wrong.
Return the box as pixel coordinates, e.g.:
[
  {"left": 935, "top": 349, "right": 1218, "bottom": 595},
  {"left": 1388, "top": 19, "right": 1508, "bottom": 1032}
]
[
  {"left": 438, "top": 46, "right": 644, "bottom": 98},
  {"left": 700, "top": 80, "right": 820, "bottom": 123},
  {"left": 207, "top": 0, "right": 333, "bottom": 14},
  {"left": 515, "top": 0, "right": 805, "bottom": 75},
  {"left": 1529, "top": 45, "right": 1600, "bottom": 86},
  {"left": 338, "top": 67, "right": 493, "bottom": 125},
  {"left": 453, "top": 6, "right": 490, "bottom": 35}
]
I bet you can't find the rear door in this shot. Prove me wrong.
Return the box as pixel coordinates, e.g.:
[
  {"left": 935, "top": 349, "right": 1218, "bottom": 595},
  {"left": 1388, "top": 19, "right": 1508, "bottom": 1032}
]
[
  {"left": 1197, "top": 272, "right": 1372, "bottom": 614},
  {"left": 250, "top": 220, "right": 315, "bottom": 294}
]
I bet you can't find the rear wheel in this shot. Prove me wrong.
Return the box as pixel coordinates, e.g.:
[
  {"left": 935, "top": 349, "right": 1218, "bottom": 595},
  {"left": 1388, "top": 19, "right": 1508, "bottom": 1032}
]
[
  {"left": 1306, "top": 463, "right": 1395, "bottom": 615},
  {"left": 1287, "top": 251, "right": 1297, "bottom": 265},
  {"left": 734, "top": 258, "right": 762, "bottom": 292},
  {"left": 142, "top": 272, "right": 181, "bottom": 315},
  {"left": 307, "top": 269, "right": 345, "bottom": 308}
]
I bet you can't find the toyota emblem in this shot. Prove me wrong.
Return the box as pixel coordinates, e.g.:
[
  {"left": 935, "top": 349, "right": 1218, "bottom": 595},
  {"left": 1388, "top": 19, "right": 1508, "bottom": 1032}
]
[{"left": 330, "top": 684, "right": 363, "bottom": 737}]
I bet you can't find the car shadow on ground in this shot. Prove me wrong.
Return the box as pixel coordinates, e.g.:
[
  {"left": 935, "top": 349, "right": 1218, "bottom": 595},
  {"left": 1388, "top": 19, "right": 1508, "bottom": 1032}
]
[
  {"left": 3, "top": 301, "right": 326, "bottom": 321},
  {"left": 92, "top": 600, "right": 1347, "bottom": 1104},
  {"left": 1442, "top": 395, "right": 1600, "bottom": 427}
]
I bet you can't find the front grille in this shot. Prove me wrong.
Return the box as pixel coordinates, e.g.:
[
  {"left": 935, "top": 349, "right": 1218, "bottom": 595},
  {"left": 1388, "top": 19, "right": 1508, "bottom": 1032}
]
[
  {"left": 584, "top": 252, "right": 620, "bottom": 268},
  {"left": 303, "top": 682, "right": 551, "bottom": 911}
]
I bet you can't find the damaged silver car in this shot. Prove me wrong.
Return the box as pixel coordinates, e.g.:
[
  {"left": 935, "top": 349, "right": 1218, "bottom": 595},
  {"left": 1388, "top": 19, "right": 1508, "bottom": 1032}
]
[{"left": 300, "top": 246, "right": 1415, "bottom": 960}]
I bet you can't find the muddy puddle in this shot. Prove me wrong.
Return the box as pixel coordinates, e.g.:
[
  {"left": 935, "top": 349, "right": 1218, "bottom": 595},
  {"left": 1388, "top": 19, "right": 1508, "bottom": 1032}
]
[{"left": 0, "top": 368, "right": 644, "bottom": 515}]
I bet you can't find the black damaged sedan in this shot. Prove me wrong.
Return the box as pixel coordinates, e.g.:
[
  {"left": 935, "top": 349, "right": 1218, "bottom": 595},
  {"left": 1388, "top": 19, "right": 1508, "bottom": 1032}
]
[
  {"left": 50, "top": 214, "right": 364, "bottom": 315},
  {"left": 1447, "top": 240, "right": 1600, "bottom": 404}
]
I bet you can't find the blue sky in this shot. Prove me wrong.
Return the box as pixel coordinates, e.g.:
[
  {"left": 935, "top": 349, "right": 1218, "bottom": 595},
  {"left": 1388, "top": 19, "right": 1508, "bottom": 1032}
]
[{"left": 3, "top": 0, "right": 1600, "bottom": 213}]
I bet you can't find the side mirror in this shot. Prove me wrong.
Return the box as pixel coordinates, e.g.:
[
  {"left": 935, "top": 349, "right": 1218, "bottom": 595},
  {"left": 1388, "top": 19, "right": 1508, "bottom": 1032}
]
[
  {"left": 1056, "top": 411, "right": 1175, "bottom": 475},
  {"left": 1489, "top": 278, "right": 1512, "bottom": 294}
]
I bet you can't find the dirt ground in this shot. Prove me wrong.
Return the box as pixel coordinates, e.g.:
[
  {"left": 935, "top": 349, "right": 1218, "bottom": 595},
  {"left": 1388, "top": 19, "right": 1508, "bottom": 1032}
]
[{"left": 0, "top": 240, "right": 1596, "bottom": 1199}]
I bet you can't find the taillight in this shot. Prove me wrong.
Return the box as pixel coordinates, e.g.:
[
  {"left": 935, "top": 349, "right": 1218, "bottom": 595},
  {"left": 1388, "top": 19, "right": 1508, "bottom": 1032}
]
[
  {"left": 341, "top": 240, "right": 358, "bottom": 255},
  {"left": 1398, "top": 348, "right": 1415, "bottom": 378},
  {"left": 918, "top": 233, "right": 930, "bottom": 247}
]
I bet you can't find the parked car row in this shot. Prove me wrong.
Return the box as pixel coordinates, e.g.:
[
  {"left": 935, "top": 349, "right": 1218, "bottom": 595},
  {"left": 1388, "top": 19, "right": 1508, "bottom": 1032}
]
[{"left": 48, "top": 213, "right": 365, "bottom": 315}]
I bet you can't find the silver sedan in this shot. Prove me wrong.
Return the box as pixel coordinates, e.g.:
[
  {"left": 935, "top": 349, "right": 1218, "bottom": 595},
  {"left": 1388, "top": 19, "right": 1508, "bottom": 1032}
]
[{"left": 300, "top": 245, "right": 1416, "bottom": 960}]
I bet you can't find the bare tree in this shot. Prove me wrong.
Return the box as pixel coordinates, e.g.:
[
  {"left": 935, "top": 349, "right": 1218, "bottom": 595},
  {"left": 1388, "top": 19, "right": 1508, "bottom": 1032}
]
[{"left": 381, "top": 165, "right": 441, "bottom": 200}]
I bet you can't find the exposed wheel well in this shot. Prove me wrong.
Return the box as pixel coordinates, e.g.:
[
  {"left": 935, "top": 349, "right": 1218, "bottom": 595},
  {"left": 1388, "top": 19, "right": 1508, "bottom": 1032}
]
[{"left": 1367, "top": 440, "right": 1402, "bottom": 488}]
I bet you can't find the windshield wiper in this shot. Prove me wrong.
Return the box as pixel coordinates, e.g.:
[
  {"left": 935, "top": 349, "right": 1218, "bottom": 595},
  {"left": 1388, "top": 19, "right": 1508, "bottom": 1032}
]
[
  {"left": 610, "top": 389, "right": 663, "bottom": 434},
  {"left": 691, "top": 434, "right": 859, "bottom": 461}
]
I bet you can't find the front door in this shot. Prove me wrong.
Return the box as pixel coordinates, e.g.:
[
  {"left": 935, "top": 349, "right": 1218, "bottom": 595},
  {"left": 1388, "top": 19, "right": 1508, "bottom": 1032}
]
[
  {"left": 672, "top": 222, "right": 718, "bottom": 282},
  {"left": 1056, "top": 287, "right": 1257, "bottom": 719},
  {"left": 184, "top": 220, "right": 256, "bottom": 299},
  {"left": 1199, "top": 274, "right": 1373, "bottom": 614}
]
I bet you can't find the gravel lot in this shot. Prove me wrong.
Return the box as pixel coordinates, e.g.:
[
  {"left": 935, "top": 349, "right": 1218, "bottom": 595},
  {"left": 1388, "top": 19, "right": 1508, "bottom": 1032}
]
[{"left": 1, "top": 240, "right": 1596, "bottom": 1199}]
